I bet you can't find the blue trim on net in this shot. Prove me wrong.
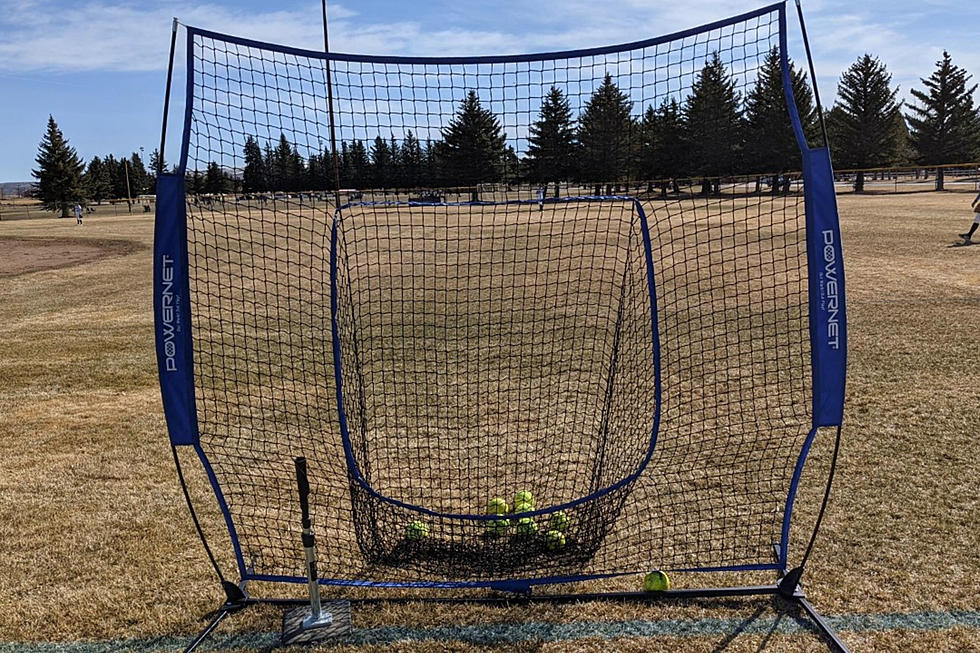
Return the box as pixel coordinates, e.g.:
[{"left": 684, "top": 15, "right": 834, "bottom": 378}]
[
  {"left": 778, "top": 3, "right": 808, "bottom": 152},
  {"left": 178, "top": 27, "right": 195, "bottom": 174},
  {"left": 776, "top": 5, "right": 847, "bottom": 570},
  {"left": 193, "top": 443, "right": 248, "bottom": 581},
  {"left": 779, "top": 425, "right": 819, "bottom": 569},
  {"left": 330, "top": 197, "right": 662, "bottom": 521},
  {"left": 153, "top": 173, "right": 199, "bottom": 446},
  {"left": 244, "top": 561, "right": 780, "bottom": 590},
  {"left": 184, "top": 3, "right": 783, "bottom": 66}
]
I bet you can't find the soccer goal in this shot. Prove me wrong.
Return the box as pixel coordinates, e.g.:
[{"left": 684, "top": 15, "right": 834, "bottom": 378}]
[{"left": 154, "top": 1, "right": 848, "bottom": 649}]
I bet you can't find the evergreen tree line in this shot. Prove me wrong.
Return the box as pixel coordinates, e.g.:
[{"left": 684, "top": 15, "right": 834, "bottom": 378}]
[
  {"left": 81, "top": 151, "right": 151, "bottom": 202},
  {"left": 236, "top": 49, "right": 819, "bottom": 196},
  {"left": 31, "top": 48, "right": 980, "bottom": 214}
]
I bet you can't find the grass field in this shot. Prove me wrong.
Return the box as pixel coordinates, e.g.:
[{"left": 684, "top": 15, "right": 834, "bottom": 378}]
[{"left": 0, "top": 192, "right": 978, "bottom": 651}]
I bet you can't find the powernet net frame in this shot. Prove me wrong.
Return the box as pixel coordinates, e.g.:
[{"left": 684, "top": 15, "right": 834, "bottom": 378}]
[{"left": 154, "top": 1, "right": 848, "bottom": 649}]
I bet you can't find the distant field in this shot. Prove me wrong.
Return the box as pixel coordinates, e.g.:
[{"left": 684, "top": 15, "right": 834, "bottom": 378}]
[
  {"left": 0, "top": 192, "right": 978, "bottom": 651},
  {"left": 0, "top": 197, "right": 153, "bottom": 221}
]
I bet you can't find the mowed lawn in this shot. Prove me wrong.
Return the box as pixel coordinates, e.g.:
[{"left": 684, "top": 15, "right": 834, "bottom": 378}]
[{"left": 0, "top": 192, "right": 978, "bottom": 652}]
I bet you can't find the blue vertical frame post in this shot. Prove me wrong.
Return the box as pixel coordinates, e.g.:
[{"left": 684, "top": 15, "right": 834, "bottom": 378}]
[
  {"left": 154, "top": 173, "right": 199, "bottom": 446},
  {"left": 777, "top": 0, "right": 848, "bottom": 573}
]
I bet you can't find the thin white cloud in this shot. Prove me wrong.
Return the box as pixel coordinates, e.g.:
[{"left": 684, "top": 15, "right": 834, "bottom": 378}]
[
  {"left": 0, "top": 1, "right": 355, "bottom": 72},
  {"left": 0, "top": 0, "right": 808, "bottom": 73},
  {"left": 1, "top": 0, "right": 978, "bottom": 113}
]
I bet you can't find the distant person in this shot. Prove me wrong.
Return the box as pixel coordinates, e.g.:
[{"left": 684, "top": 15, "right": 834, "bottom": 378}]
[
  {"left": 536, "top": 186, "right": 544, "bottom": 212},
  {"left": 73, "top": 203, "right": 83, "bottom": 225},
  {"left": 959, "top": 190, "right": 980, "bottom": 243}
]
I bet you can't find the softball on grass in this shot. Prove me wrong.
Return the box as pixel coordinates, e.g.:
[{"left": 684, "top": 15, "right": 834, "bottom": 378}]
[
  {"left": 406, "top": 520, "right": 429, "bottom": 540},
  {"left": 545, "top": 530, "right": 566, "bottom": 550},
  {"left": 548, "top": 510, "right": 570, "bottom": 531},
  {"left": 514, "top": 490, "right": 535, "bottom": 508},
  {"left": 487, "top": 517, "right": 511, "bottom": 536},
  {"left": 515, "top": 516, "right": 537, "bottom": 536},
  {"left": 488, "top": 497, "right": 510, "bottom": 515},
  {"left": 643, "top": 570, "right": 670, "bottom": 592}
]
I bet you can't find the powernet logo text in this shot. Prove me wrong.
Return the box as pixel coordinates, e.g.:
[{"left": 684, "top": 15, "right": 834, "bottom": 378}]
[
  {"left": 160, "top": 254, "right": 180, "bottom": 371},
  {"left": 821, "top": 230, "right": 840, "bottom": 350}
]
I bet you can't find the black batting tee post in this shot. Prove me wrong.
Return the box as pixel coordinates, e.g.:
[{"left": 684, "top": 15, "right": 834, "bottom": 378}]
[{"left": 295, "top": 456, "right": 329, "bottom": 625}]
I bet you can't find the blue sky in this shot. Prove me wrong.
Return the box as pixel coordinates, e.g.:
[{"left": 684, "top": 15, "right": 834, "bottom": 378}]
[{"left": 1, "top": 0, "right": 978, "bottom": 182}]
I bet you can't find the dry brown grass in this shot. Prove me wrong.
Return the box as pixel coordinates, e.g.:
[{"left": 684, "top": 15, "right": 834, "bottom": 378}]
[{"left": 0, "top": 193, "right": 978, "bottom": 651}]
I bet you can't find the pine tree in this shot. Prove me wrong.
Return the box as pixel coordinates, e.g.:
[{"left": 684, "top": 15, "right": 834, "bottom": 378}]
[
  {"left": 399, "top": 131, "right": 424, "bottom": 187},
  {"left": 203, "top": 162, "right": 233, "bottom": 194},
  {"left": 84, "top": 156, "right": 112, "bottom": 203},
  {"left": 440, "top": 90, "right": 508, "bottom": 198},
  {"left": 422, "top": 140, "right": 442, "bottom": 187},
  {"left": 637, "top": 98, "right": 686, "bottom": 194},
  {"left": 825, "top": 54, "right": 903, "bottom": 192},
  {"left": 577, "top": 74, "right": 634, "bottom": 185},
  {"left": 306, "top": 146, "right": 336, "bottom": 192},
  {"left": 906, "top": 51, "right": 980, "bottom": 190},
  {"left": 267, "top": 134, "right": 305, "bottom": 191},
  {"left": 148, "top": 148, "right": 168, "bottom": 194},
  {"left": 128, "top": 152, "right": 150, "bottom": 196},
  {"left": 744, "top": 48, "right": 817, "bottom": 181},
  {"left": 242, "top": 136, "right": 266, "bottom": 192},
  {"left": 347, "top": 140, "right": 370, "bottom": 189},
  {"left": 684, "top": 52, "right": 743, "bottom": 194},
  {"left": 370, "top": 135, "right": 394, "bottom": 188},
  {"left": 31, "top": 116, "right": 86, "bottom": 217},
  {"left": 101, "top": 154, "right": 127, "bottom": 200},
  {"left": 526, "top": 86, "right": 577, "bottom": 193}
]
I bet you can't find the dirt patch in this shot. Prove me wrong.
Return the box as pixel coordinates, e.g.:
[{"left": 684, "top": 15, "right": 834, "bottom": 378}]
[{"left": 0, "top": 236, "right": 144, "bottom": 277}]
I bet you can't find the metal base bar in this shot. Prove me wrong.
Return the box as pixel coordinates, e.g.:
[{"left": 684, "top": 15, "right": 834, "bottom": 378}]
[
  {"left": 798, "top": 594, "right": 850, "bottom": 653},
  {"left": 184, "top": 582, "right": 250, "bottom": 653},
  {"left": 184, "top": 583, "right": 849, "bottom": 652},
  {"left": 184, "top": 609, "right": 231, "bottom": 653}
]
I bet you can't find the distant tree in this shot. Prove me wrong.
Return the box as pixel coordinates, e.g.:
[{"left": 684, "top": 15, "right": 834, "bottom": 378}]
[
  {"left": 267, "top": 133, "right": 305, "bottom": 191},
  {"left": 502, "top": 145, "right": 520, "bottom": 185},
  {"left": 577, "top": 74, "right": 634, "bottom": 186},
  {"left": 148, "top": 148, "right": 169, "bottom": 194},
  {"left": 398, "top": 130, "right": 424, "bottom": 187},
  {"left": 422, "top": 139, "right": 442, "bottom": 187},
  {"left": 684, "top": 52, "right": 743, "bottom": 194},
  {"left": 101, "top": 154, "right": 128, "bottom": 200},
  {"left": 203, "top": 161, "right": 233, "bottom": 194},
  {"left": 637, "top": 98, "right": 686, "bottom": 195},
  {"left": 744, "top": 48, "right": 818, "bottom": 185},
  {"left": 388, "top": 137, "right": 402, "bottom": 187},
  {"left": 242, "top": 136, "right": 266, "bottom": 192},
  {"left": 440, "top": 90, "right": 508, "bottom": 199},
  {"left": 370, "top": 135, "right": 395, "bottom": 188},
  {"left": 906, "top": 51, "right": 980, "bottom": 190},
  {"left": 31, "top": 116, "right": 86, "bottom": 216},
  {"left": 187, "top": 169, "right": 205, "bottom": 195},
  {"left": 84, "top": 156, "right": 112, "bottom": 203},
  {"left": 127, "top": 152, "right": 150, "bottom": 196},
  {"left": 306, "top": 146, "right": 336, "bottom": 191},
  {"left": 346, "top": 140, "right": 370, "bottom": 189},
  {"left": 825, "top": 54, "right": 904, "bottom": 191},
  {"left": 526, "top": 86, "right": 577, "bottom": 194}
]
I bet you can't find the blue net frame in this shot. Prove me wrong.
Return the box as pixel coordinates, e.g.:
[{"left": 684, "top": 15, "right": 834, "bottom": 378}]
[{"left": 154, "top": 0, "right": 846, "bottom": 600}]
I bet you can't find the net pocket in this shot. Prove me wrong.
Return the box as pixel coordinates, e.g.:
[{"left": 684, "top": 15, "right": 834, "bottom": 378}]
[{"left": 330, "top": 198, "right": 661, "bottom": 575}]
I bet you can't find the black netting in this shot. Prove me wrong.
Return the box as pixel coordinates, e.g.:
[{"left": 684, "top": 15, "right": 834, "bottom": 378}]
[
  {"left": 333, "top": 199, "right": 656, "bottom": 575},
  {"left": 180, "top": 5, "right": 813, "bottom": 585}
]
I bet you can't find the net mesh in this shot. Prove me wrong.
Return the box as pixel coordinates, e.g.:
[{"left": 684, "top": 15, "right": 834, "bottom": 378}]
[{"left": 180, "top": 5, "right": 813, "bottom": 584}]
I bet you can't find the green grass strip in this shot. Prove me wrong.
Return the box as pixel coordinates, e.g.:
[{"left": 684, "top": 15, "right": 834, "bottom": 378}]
[{"left": 2, "top": 610, "right": 978, "bottom": 652}]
